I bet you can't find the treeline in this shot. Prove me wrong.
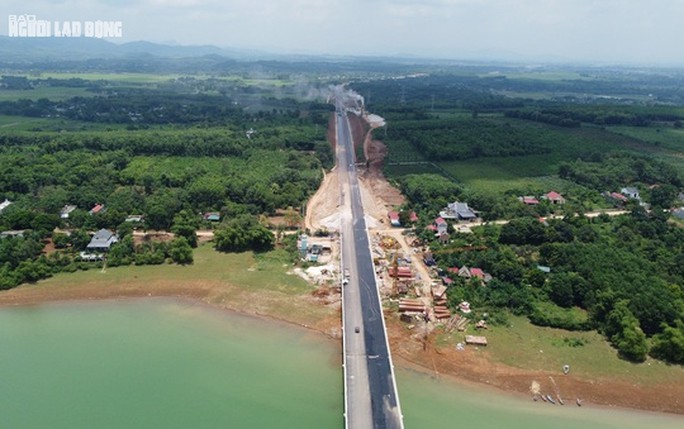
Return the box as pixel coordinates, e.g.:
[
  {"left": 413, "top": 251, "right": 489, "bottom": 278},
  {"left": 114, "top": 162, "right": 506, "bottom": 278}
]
[
  {"left": 351, "top": 74, "right": 526, "bottom": 112},
  {"left": 507, "top": 106, "right": 684, "bottom": 127},
  {"left": 559, "top": 152, "right": 682, "bottom": 193},
  {"left": 504, "top": 109, "right": 581, "bottom": 128},
  {"left": 381, "top": 118, "right": 552, "bottom": 161},
  {"left": 0, "top": 126, "right": 330, "bottom": 159},
  {"left": 351, "top": 70, "right": 684, "bottom": 113},
  {"left": 0, "top": 93, "right": 325, "bottom": 125}
]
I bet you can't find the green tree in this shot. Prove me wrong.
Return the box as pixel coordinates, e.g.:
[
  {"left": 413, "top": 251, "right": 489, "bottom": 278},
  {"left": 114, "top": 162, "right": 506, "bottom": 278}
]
[
  {"left": 52, "top": 232, "right": 70, "bottom": 249},
  {"left": 605, "top": 300, "right": 648, "bottom": 362},
  {"left": 214, "top": 215, "right": 274, "bottom": 253},
  {"left": 650, "top": 320, "right": 684, "bottom": 364},
  {"left": 107, "top": 236, "right": 134, "bottom": 267},
  {"left": 171, "top": 210, "right": 199, "bottom": 248},
  {"left": 613, "top": 323, "right": 648, "bottom": 362},
  {"left": 168, "top": 237, "right": 194, "bottom": 265},
  {"left": 69, "top": 229, "right": 91, "bottom": 251}
]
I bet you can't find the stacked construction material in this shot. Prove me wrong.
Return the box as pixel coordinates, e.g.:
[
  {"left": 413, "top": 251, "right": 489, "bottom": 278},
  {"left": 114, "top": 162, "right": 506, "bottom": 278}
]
[
  {"left": 398, "top": 298, "right": 425, "bottom": 313},
  {"left": 433, "top": 305, "right": 451, "bottom": 319}
]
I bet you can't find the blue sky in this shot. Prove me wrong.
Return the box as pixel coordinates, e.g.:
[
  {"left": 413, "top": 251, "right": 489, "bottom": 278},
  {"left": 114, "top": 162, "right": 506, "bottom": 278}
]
[{"left": 3, "top": 0, "right": 684, "bottom": 64}]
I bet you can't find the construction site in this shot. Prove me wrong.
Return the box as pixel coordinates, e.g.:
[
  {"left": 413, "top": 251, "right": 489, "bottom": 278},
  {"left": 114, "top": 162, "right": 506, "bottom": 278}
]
[{"left": 303, "top": 108, "right": 486, "bottom": 352}]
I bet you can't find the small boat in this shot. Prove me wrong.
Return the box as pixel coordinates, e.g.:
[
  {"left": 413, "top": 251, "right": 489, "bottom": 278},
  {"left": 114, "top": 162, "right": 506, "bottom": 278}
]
[
  {"left": 540, "top": 395, "right": 548, "bottom": 403},
  {"left": 546, "top": 395, "right": 556, "bottom": 404},
  {"left": 576, "top": 398, "right": 583, "bottom": 407},
  {"left": 557, "top": 396, "right": 565, "bottom": 405}
]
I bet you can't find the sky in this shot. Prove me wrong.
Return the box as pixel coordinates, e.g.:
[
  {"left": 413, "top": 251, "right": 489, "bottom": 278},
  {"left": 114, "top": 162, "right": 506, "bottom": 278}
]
[{"left": 2, "top": 0, "right": 684, "bottom": 64}]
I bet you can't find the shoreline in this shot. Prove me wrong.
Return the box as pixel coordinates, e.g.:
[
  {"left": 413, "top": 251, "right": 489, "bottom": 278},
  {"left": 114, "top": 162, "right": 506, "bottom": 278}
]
[{"left": 1, "top": 282, "right": 682, "bottom": 416}]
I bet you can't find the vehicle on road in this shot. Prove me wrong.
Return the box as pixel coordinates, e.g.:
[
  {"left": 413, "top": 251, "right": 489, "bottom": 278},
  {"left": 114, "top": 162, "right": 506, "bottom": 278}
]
[{"left": 354, "top": 326, "right": 360, "bottom": 333}]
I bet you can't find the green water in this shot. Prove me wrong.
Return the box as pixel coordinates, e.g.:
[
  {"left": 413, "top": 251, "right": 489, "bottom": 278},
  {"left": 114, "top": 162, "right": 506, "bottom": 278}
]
[
  {"left": 0, "top": 300, "right": 342, "bottom": 429},
  {"left": 0, "top": 299, "right": 681, "bottom": 429}
]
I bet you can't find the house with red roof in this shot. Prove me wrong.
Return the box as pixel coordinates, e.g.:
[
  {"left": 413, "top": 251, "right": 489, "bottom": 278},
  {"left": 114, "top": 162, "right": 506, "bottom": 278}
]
[
  {"left": 519, "top": 196, "right": 540, "bottom": 205},
  {"left": 409, "top": 211, "right": 419, "bottom": 223},
  {"left": 610, "top": 192, "right": 628, "bottom": 202},
  {"left": 435, "top": 217, "right": 448, "bottom": 235},
  {"left": 459, "top": 266, "right": 492, "bottom": 283},
  {"left": 388, "top": 211, "right": 401, "bottom": 227},
  {"left": 89, "top": 203, "right": 105, "bottom": 215},
  {"left": 542, "top": 191, "right": 565, "bottom": 205},
  {"left": 469, "top": 267, "right": 485, "bottom": 278}
]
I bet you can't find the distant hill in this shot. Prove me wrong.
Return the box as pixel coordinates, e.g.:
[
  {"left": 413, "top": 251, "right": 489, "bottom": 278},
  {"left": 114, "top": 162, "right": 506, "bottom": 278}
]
[{"left": 0, "top": 36, "right": 260, "bottom": 63}]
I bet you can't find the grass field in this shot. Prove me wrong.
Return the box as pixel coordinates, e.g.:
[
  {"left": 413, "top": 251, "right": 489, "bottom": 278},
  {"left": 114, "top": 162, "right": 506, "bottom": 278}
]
[
  {"left": 22, "top": 72, "right": 292, "bottom": 87},
  {"left": 0, "top": 115, "right": 126, "bottom": 132},
  {"left": 44, "top": 246, "right": 309, "bottom": 295},
  {"left": 605, "top": 126, "right": 684, "bottom": 175},
  {"left": 439, "top": 314, "right": 683, "bottom": 385},
  {"left": 0, "top": 86, "right": 96, "bottom": 101},
  {"left": 437, "top": 159, "right": 572, "bottom": 194},
  {"left": 24, "top": 72, "right": 181, "bottom": 83},
  {"left": 384, "top": 163, "right": 442, "bottom": 177},
  {"left": 14, "top": 244, "right": 332, "bottom": 326}
]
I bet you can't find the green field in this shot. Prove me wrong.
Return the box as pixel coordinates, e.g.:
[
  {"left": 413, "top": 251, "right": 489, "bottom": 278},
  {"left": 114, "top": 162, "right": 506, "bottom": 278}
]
[
  {"left": 24, "top": 72, "right": 181, "bottom": 83},
  {"left": 0, "top": 115, "right": 126, "bottom": 132},
  {"left": 607, "top": 125, "right": 684, "bottom": 152},
  {"left": 385, "top": 163, "right": 442, "bottom": 177},
  {"left": 438, "top": 314, "right": 683, "bottom": 385},
  {"left": 382, "top": 115, "right": 684, "bottom": 195},
  {"left": 26, "top": 244, "right": 330, "bottom": 326},
  {"left": 0, "top": 86, "right": 96, "bottom": 101},
  {"left": 480, "top": 71, "right": 591, "bottom": 81},
  {"left": 436, "top": 158, "right": 572, "bottom": 194},
  {"left": 44, "top": 245, "right": 308, "bottom": 294}
]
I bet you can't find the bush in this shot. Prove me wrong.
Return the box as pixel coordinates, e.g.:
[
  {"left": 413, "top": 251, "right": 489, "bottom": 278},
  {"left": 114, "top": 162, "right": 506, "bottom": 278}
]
[
  {"left": 528, "top": 301, "right": 593, "bottom": 331},
  {"left": 650, "top": 320, "right": 684, "bottom": 364}
]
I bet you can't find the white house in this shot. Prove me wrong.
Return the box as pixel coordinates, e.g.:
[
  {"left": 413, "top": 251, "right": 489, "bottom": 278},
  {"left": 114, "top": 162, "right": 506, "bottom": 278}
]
[
  {"left": 620, "top": 187, "right": 640, "bottom": 200},
  {"left": 86, "top": 229, "right": 119, "bottom": 252},
  {"left": 440, "top": 201, "right": 477, "bottom": 221}
]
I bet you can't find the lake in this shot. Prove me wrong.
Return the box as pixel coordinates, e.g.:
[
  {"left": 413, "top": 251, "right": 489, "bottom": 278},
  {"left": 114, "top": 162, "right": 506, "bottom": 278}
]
[{"left": 0, "top": 299, "right": 680, "bottom": 428}]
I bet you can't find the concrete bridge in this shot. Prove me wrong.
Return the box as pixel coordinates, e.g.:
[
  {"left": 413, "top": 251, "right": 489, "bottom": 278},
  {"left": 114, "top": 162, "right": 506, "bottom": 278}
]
[{"left": 334, "top": 99, "right": 404, "bottom": 429}]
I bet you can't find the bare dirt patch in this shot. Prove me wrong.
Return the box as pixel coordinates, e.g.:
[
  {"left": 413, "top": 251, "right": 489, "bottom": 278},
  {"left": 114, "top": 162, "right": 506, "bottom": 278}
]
[
  {"left": 132, "top": 230, "right": 176, "bottom": 246},
  {"left": 346, "top": 113, "right": 405, "bottom": 227},
  {"left": 304, "top": 170, "right": 341, "bottom": 232}
]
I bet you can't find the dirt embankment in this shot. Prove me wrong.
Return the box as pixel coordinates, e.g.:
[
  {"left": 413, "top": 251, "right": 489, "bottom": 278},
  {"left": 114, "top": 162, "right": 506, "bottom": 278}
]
[
  {"left": 347, "top": 114, "right": 405, "bottom": 226},
  {"left": 304, "top": 113, "right": 342, "bottom": 232},
  {"left": 385, "top": 317, "right": 683, "bottom": 414}
]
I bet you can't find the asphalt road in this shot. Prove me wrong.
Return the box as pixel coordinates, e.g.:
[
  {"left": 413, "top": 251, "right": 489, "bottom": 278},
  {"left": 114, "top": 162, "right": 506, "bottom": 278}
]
[{"left": 336, "top": 101, "right": 404, "bottom": 429}]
